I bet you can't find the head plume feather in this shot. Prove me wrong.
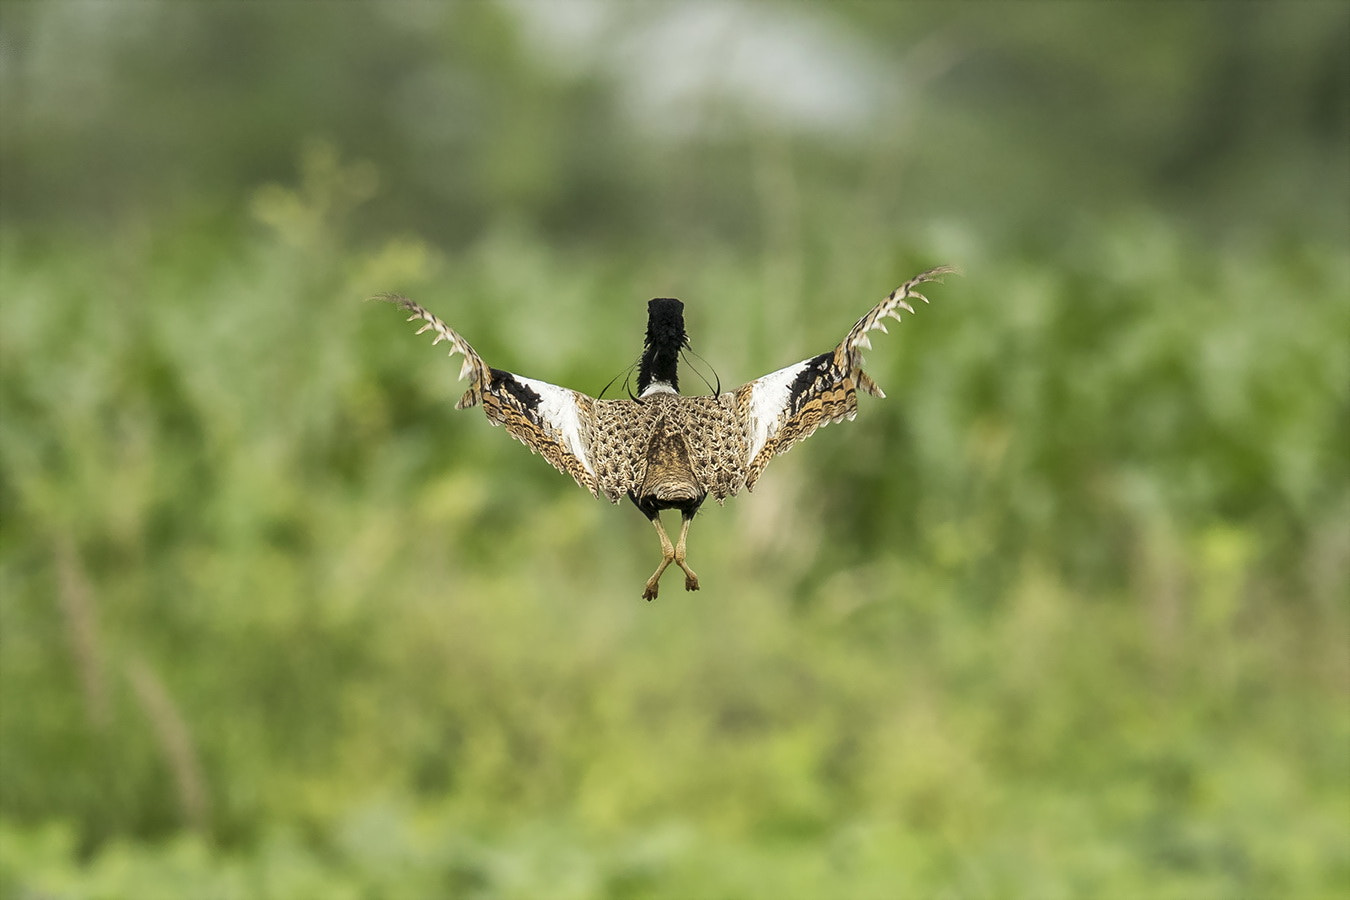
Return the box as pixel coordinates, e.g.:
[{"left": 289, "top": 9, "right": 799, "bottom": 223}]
[{"left": 637, "top": 298, "right": 687, "bottom": 395}]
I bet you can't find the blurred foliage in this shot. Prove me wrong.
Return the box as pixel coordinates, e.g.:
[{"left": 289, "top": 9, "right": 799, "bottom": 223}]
[
  {"left": 2, "top": 1, "right": 1347, "bottom": 247},
  {"left": 2, "top": 1, "right": 1349, "bottom": 898}
]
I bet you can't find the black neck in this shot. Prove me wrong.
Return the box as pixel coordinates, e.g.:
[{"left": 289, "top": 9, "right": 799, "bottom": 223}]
[{"left": 637, "top": 298, "right": 686, "bottom": 394}]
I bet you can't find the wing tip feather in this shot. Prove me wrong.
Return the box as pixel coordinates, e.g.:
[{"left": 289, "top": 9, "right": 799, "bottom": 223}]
[
  {"left": 370, "top": 292, "right": 420, "bottom": 312},
  {"left": 920, "top": 264, "right": 961, "bottom": 280}
]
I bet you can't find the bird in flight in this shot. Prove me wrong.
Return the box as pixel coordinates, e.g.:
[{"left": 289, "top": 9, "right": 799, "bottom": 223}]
[{"left": 379, "top": 266, "right": 955, "bottom": 600}]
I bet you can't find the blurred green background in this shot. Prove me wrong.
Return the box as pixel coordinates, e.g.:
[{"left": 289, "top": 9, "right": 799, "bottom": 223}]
[{"left": 2, "top": 2, "right": 1348, "bottom": 897}]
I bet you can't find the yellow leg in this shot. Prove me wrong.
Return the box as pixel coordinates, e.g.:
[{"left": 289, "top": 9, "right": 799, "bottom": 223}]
[
  {"left": 673, "top": 515, "right": 699, "bottom": 592},
  {"left": 642, "top": 516, "right": 675, "bottom": 601}
]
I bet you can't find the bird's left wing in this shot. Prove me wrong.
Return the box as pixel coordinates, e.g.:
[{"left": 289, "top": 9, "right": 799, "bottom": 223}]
[
  {"left": 379, "top": 295, "right": 601, "bottom": 497},
  {"left": 731, "top": 266, "right": 956, "bottom": 491}
]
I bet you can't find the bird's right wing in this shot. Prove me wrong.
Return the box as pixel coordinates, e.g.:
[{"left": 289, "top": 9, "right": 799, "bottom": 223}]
[
  {"left": 379, "top": 295, "right": 601, "bottom": 497},
  {"left": 731, "top": 266, "right": 955, "bottom": 491}
]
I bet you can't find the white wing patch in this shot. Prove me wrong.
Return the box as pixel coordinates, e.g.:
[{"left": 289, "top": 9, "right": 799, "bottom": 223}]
[
  {"left": 515, "top": 375, "right": 595, "bottom": 477},
  {"left": 744, "top": 359, "right": 813, "bottom": 461}
]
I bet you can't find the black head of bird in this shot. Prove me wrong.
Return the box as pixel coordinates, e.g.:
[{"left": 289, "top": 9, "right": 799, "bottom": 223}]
[{"left": 637, "top": 298, "right": 687, "bottom": 397}]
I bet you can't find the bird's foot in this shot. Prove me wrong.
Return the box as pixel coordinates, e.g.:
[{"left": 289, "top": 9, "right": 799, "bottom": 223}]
[
  {"left": 684, "top": 573, "right": 700, "bottom": 592},
  {"left": 642, "top": 580, "right": 660, "bottom": 601}
]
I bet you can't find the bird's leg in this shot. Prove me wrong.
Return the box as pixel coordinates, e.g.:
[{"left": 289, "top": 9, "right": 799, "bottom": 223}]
[
  {"left": 642, "top": 514, "right": 676, "bottom": 601},
  {"left": 673, "top": 513, "right": 699, "bottom": 592}
]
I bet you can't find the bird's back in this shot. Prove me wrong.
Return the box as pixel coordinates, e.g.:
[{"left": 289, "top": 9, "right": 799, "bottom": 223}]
[{"left": 590, "top": 393, "right": 748, "bottom": 505}]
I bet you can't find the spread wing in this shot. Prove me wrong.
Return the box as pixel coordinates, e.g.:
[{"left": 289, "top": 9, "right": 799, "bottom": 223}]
[
  {"left": 731, "top": 266, "right": 956, "bottom": 490},
  {"left": 379, "top": 295, "right": 600, "bottom": 497}
]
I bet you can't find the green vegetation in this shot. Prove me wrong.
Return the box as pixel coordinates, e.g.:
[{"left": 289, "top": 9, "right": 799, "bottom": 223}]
[{"left": 2, "top": 3, "right": 1347, "bottom": 897}]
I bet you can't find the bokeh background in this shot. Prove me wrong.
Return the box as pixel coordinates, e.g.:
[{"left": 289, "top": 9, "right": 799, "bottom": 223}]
[{"left": 2, "top": 2, "right": 1348, "bottom": 897}]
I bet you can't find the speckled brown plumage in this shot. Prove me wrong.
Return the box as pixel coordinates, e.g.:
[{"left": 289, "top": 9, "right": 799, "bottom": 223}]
[{"left": 378, "top": 265, "right": 954, "bottom": 599}]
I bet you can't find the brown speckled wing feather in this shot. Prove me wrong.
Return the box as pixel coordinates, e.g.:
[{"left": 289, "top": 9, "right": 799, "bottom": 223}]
[
  {"left": 678, "top": 395, "right": 749, "bottom": 502},
  {"left": 730, "top": 266, "right": 955, "bottom": 490},
  {"left": 589, "top": 398, "right": 662, "bottom": 503},
  {"left": 380, "top": 295, "right": 601, "bottom": 497}
]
